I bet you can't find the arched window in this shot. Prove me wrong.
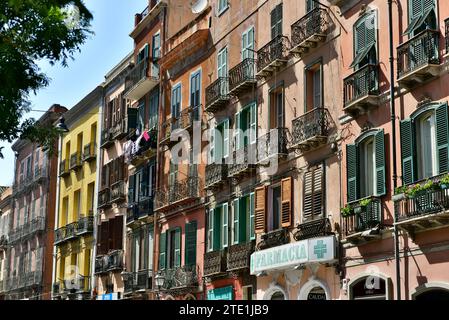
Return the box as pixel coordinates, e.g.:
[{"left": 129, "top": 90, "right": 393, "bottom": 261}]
[
  {"left": 270, "top": 291, "right": 286, "bottom": 300},
  {"left": 349, "top": 275, "right": 387, "bottom": 300}
]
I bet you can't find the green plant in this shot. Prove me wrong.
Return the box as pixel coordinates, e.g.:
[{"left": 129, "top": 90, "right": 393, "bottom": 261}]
[
  {"left": 341, "top": 205, "right": 353, "bottom": 217},
  {"left": 395, "top": 186, "right": 408, "bottom": 195},
  {"left": 422, "top": 180, "right": 435, "bottom": 190},
  {"left": 359, "top": 198, "right": 372, "bottom": 207},
  {"left": 440, "top": 174, "right": 449, "bottom": 185}
]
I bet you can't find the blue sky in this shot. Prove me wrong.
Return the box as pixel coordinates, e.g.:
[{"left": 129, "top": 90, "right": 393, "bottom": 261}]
[{"left": 0, "top": 0, "right": 147, "bottom": 186}]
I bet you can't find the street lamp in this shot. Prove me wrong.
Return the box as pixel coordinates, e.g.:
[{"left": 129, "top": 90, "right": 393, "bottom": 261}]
[
  {"left": 154, "top": 272, "right": 165, "bottom": 300},
  {"left": 56, "top": 117, "right": 69, "bottom": 133}
]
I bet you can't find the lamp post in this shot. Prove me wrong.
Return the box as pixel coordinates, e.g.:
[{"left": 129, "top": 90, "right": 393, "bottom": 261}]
[{"left": 154, "top": 272, "right": 165, "bottom": 300}]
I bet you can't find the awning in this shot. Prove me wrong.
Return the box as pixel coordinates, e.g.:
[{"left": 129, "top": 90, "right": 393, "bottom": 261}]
[{"left": 349, "top": 42, "right": 376, "bottom": 69}]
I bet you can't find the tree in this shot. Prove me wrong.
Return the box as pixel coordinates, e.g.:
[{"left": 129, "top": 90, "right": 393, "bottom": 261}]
[{"left": 0, "top": 0, "right": 93, "bottom": 157}]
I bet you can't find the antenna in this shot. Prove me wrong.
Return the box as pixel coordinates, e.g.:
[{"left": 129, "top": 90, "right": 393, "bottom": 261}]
[{"left": 191, "top": 0, "right": 208, "bottom": 14}]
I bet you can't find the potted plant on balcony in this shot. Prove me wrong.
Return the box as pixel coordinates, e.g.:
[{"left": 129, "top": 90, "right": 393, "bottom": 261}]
[
  {"left": 439, "top": 174, "right": 449, "bottom": 190},
  {"left": 341, "top": 205, "right": 354, "bottom": 217},
  {"left": 393, "top": 186, "right": 408, "bottom": 202}
]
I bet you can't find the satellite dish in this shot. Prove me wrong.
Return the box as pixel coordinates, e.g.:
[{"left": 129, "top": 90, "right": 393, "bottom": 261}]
[{"left": 191, "top": 0, "right": 208, "bottom": 14}]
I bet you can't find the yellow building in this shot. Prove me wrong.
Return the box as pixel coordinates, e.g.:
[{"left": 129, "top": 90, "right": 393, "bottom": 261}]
[{"left": 52, "top": 86, "right": 103, "bottom": 300}]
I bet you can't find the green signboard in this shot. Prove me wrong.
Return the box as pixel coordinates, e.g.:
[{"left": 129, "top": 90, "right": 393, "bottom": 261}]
[{"left": 207, "top": 286, "right": 234, "bottom": 300}]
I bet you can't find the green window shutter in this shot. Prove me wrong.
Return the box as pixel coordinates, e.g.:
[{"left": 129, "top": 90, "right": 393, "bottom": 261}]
[
  {"left": 233, "top": 199, "right": 239, "bottom": 245},
  {"left": 249, "top": 192, "right": 255, "bottom": 241},
  {"left": 436, "top": 103, "right": 449, "bottom": 175},
  {"left": 270, "top": 4, "right": 283, "bottom": 39},
  {"left": 234, "top": 112, "right": 241, "bottom": 151},
  {"left": 213, "top": 208, "right": 221, "bottom": 250},
  {"left": 207, "top": 209, "right": 214, "bottom": 252},
  {"left": 210, "top": 126, "right": 215, "bottom": 163},
  {"left": 375, "top": 130, "right": 386, "bottom": 196},
  {"left": 239, "top": 197, "right": 248, "bottom": 243},
  {"left": 400, "top": 119, "right": 416, "bottom": 185},
  {"left": 128, "top": 174, "right": 135, "bottom": 203},
  {"left": 250, "top": 103, "right": 257, "bottom": 144},
  {"left": 306, "top": 0, "right": 315, "bottom": 12},
  {"left": 350, "top": 12, "right": 377, "bottom": 69},
  {"left": 223, "top": 119, "right": 230, "bottom": 159},
  {"left": 159, "top": 232, "right": 166, "bottom": 270},
  {"left": 174, "top": 228, "right": 181, "bottom": 268},
  {"left": 222, "top": 203, "right": 228, "bottom": 248},
  {"left": 242, "top": 31, "right": 248, "bottom": 60},
  {"left": 346, "top": 143, "right": 358, "bottom": 202},
  {"left": 185, "top": 221, "right": 197, "bottom": 267}
]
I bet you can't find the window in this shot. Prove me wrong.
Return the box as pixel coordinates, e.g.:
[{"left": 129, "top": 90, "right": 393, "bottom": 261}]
[
  {"left": 232, "top": 193, "right": 255, "bottom": 244},
  {"left": 210, "top": 119, "right": 230, "bottom": 164},
  {"left": 74, "top": 190, "right": 81, "bottom": 221},
  {"left": 254, "top": 178, "right": 292, "bottom": 235},
  {"left": 207, "top": 203, "right": 228, "bottom": 252},
  {"left": 148, "top": 227, "right": 154, "bottom": 271},
  {"left": 137, "top": 100, "right": 145, "bottom": 133},
  {"left": 34, "top": 148, "right": 40, "bottom": 176},
  {"left": 217, "top": 47, "right": 228, "bottom": 78},
  {"left": 303, "top": 165, "right": 324, "bottom": 221},
  {"left": 152, "top": 33, "right": 161, "bottom": 76},
  {"left": 26, "top": 155, "right": 32, "bottom": 179},
  {"left": 149, "top": 90, "right": 159, "bottom": 130},
  {"left": 306, "top": 0, "right": 318, "bottom": 12},
  {"left": 234, "top": 102, "right": 257, "bottom": 151},
  {"left": 400, "top": 103, "right": 448, "bottom": 185},
  {"left": 404, "top": 0, "right": 436, "bottom": 37},
  {"left": 270, "top": 3, "right": 283, "bottom": 39},
  {"left": 217, "top": 0, "right": 228, "bottom": 15},
  {"left": 160, "top": 228, "right": 181, "bottom": 269},
  {"left": 190, "top": 71, "right": 201, "bottom": 121},
  {"left": 137, "top": 44, "right": 149, "bottom": 64},
  {"left": 305, "top": 62, "right": 322, "bottom": 111},
  {"left": 185, "top": 221, "right": 197, "bottom": 267},
  {"left": 77, "top": 133, "right": 83, "bottom": 155},
  {"left": 171, "top": 85, "right": 181, "bottom": 129},
  {"left": 350, "top": 11, "right": 377, "bottom": 69},
  {"left": 269, "top": 85, "right": 284, "bottom": 129},
  {"left": 242, "top": 27, "right": 255, "bottom": 60},
  {"left": 346, "top": 130, "right": 386, "bottom": 202}
]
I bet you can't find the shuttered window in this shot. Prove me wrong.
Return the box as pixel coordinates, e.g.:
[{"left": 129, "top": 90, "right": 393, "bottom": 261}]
[
  {"left": 350, "top": 11, "right": 377, "bottom": 69},
  {"left": 207, "top": 209, "right": 214, "bottom": 252},
  {"left": 218, "top": 0, "right": 228, "bottom": 15},
  {"left": 303, "top": 165, "right": 324, "bottom": 221},
  {"left": 159, "top": 232, "right": 166, "bottom": 270},
  {"left": 404, "top": 0, "right": 436, "bottom": 36},
  {"left": 400, "top": 103, "right": 449, "bottom": 185},
  {"left": 185, "top": 221, "right": 197, "bottom": 267},
  {"left": 173, "top": 228, "right": 181, "bottom": 268},
  {"left": 306, "top": 0, "right": 317, "bottom": 12},
  {"left": 270, "top": 3, "right": 283, "bottom": 39},
  {"left": 281, "top": 177, "right": 293, "bottom": 228},
  {"left": 346, "top": 130, "right": 386, "bottom": 202},
  {"left": 242, "top": 27, "right": 255, "bottom": 60},
  {"left": 254, "top": 186, "right": 266, "bottom": 234}
]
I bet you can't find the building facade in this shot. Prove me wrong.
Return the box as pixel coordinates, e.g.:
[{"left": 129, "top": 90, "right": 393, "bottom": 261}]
[
  {"left": 0, "top": 186, "right": 12, "bottom": 300},
  {"left": 52, "top": 88, "right": 102, "bottom": 300}
]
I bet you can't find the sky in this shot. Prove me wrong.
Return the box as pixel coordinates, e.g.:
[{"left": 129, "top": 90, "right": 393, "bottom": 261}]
[{"left": 0, "top": 0, "right": 147, "bottom": 186}]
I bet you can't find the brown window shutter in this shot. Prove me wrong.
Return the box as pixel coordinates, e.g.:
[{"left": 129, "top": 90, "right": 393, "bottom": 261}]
[
  {"left": 312, "top": 166, "right": 323, "bottom": 218},
  {"left": 112, "top": 216, "right": 123, "bottom": 250},
  {"left": 109, "top": 161, "right": 115, "bottom": 186},
  {"left": 118, "top": 156, "right": 124, "bottom": 181},
  {"left": 108, "top": 219, "right": 115, "bottom": 252},
  {"left": 115, "top": 97, "right": 121, "bottom": 123},
  {"left": 254, "top": 186, "right": 267, "bottom": 234},
  {"left": 303, "top": 171, "right": 313, "bottom": 221},
  {"left": 303, "top": 166, "right": 323, "bottom": 222},
  {"left": 281, "top": 177, "right": 292, "bottom": 228},
  {"left": 100, "top": 221, "right": 109, "bottom": 255}
]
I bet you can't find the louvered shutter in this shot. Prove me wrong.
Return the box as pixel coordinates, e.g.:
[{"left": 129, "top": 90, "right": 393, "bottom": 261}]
[
  {"left": 210, "top": 126, "right": 215, "bottom": 164},
  {"left": 174, "top": 228, "right": 181, "bottom": 268},
  {"left": 213, "top": 208, "right": 221, "bottom": 250},
  {"left": 281, "top": 177, "right": 293, "bottom": 228},
  {"left": 436, "top": 103, "right": 449, "bottom": 175},
  {"left": 223, "top": 119, "right": 230, "bottom": 159},
  {"left": 108, "top": 219, "right": 115, "bottom": 252},
  {"left": 249, "top": 192, "right": 255, "bottom": 240},
  {"left": 207, "top": 209, "right": 214, "bottom": 252},
  {"left": 185, "top": 221, "right": 197, "bottom": 267},
  {"left": 159, "top": 232, "right": 166, "bottom": 270},
  {"left": 233, "top": 199, "right": 239, "bottom": 244},
  {"left": 239, "top": 198, "right": 248, "bottom": 243},
  {"left": 303, "top": 166, "right": 323, "bottom": 221},
  {"left": 347, "top": 144, "right": 358, "bottom": 202},
  {"left": 222, "top": 203, "right": 229, "bottom": 248},
  {"left": 250, "top": 103, "right": 257, "bottom": 144},
  {"left": 271, "top": 4, "right": 283, "bottom": 39},
  {"left": 100, "top": 221, "right": 109, "bottom": 255},
  {"left": 113, "top": 216, "right": 123, "bottom": 250},
  {"left": 375, "top": 130, "right": 386, "bottom": 196},
  {"left": 128, "top": 174, "right": 135, "bottom": 203},
  {"left": 254, "top": 186, "right": 266, "bottom": 234},
  {"left": 400, "top": 119, "right": 416, "bottom": 185}
]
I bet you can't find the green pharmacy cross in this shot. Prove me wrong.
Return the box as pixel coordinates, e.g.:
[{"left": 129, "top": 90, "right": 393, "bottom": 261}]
[{"left": 314, "top": 240, "right": 327, "bottom": 259}]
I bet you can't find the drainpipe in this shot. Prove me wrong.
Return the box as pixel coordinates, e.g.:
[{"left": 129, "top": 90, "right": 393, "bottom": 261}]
[{"left": 388, "top": 0, "right": 401, "bottom": 301}]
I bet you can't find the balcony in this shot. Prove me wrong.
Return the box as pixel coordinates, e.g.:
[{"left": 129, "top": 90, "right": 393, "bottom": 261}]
[
  {"left": 122, "top": 272, "right": 134, "bottom": 294},
  {"left": 76, "top": 215, "right": 94, "bottom": 235},
  {"left": 95, "top": 255, "right": 108, "bottom": 275},
  {"left": 395, "top": 187, "right": 449, "bottom": 235},
  {"left": 129, "top": 130, "right": 158, "bottom": 166},
  {"left": 343, "top": 196, "right": 383, "bottom": 243},
  {"left": 155, "top": 176, "right": 202, "bottom": 211},
  {"left": 124, "top": 59, "right": 159, "bottom": 101},
  {"left": 133, "top": 269, "right": 152, "bottom": 291},
  {"left": 28, "top": 217, "right": 46, "bottom": 235},
  {"left": 76, "top": 275, "right": 91, "bottom": 293},
  {"left": 397, "top": 29, "right": 440, "bottom": 88},
  {"left": 256, "top": 35, "right": 290, "bottom": 79},
  {"left": 257, "top": 228, "right": 289, "bottom": 250},
  {"left": 98, "top": 188, "right": 111, "bottom": 210},
  {"left": 204, "top": 250, "right": 227, "bottom": 278},
  {"left": 343, "top": 64, "right": 380, "bottom": 115},
  {"left": 205, "top": 164, "right": 228, "bottom": 190},
  {"left": 257, "top": 127, "right": 289, "bottom": 164},
  {"left": 228, "top": 145, "right": 257, "bottom": 178},
  {"left": 100, "top": 128, "right": 113, "bottom": 149},
  {"left": 107, "top": 250, "right": 124, "bottom": 272},
  {"left": 82, "top": 143, "right": 96, "bottom": 162},
  {"left": 159, "top": 265, "right": 198, "bottom": 294},
  {"left": 54, "top": 222, "right": 77, "bottom": 245},
  {"left": 290, "top": 107, "right": 332, "bottom": 153},
  {"left": 59, "top": 159, "right": 70, "bottom": 177},
  {"left": 227, "top": 242, "right": 255, "bottom": 272},
  {"left": 69, "top": 152, "right": 82, "bottom": 171},
  {"left": 131, "top": 0, "right": 167, "bottom": 38},
  {"left": 110, "top": 117, "right": 129, "bottom": 140},
  {"left": 229, "top": 58, "right": 257, "bottom": 96},
  {"left": 205, "top": 77, "right": 230, "bottom": 113},
  {"left": 110, "top": 181, "right": 126, "bottom": 204},
  {"left": 290, "top": 8, "right": 330, "bottom": 57},
  {"left": 33, "top": 166, "right": 48, "bottom": 183},
  {"left": 293, "top": 218, "right": 333, "bottom": 241}
]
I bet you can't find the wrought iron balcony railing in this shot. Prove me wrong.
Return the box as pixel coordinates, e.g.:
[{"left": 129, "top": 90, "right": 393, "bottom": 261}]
[
  {"left": 100, "top": 128, "right": 113, "bottom": 148},
  {"left": 205, "top": 77, "right": 230, "bottom": 112},
  {"left": 205, "top": 164, "right": 228, "bottom": 189},
  {"left": 155, "top": 176, "right": 202, "bottom": 210},
  {"left": 204, "top": 250, "right": 227, "bottom": 277},
  {"left": 397, "top": 29, "right": 440, "bottom": 82},
  {"left": 33, "top": 166, "right": 48, "bottom": 182},
  {"left": 124, "top": 58, "right": 159, "bottom": 101},
  {"left": 445, "top": 18, "right": 449, "bottom": 53},
  {"left": 229, "top": 58, "right": 257, "bottom": 95},
  {"left": 135, "top": 269, "right": 152, "bottom": 291},
  {"left": 69, "top": 152, "right": 82, "bottom": 170},
  {"left": 293, "top": 217, "right": 332, "bottom": 241},
  {"left": 110, "top": 181, "right": 126, "bottom": 203},
  {"left": 76, "top": 275, "right": 91, "bottom": 293},
  {"left": 95, "top": 255, "right": 108, "bottom": 274},
  {"left": 343, "top": 196, "right": 382, "bottom": 237},
  {"left": 291, "top": 107, "right": 332, "bottom": 152},
  {"left": 257, "top": 35, "right": 290, "bottom": 77},
  {"left": 110, "top": 117, "right": 129, "bottom": 140},
  {"left": 107, "top": 250, "right": 124, "bottom": 271},
  {"left": 228, "top": 145, "right": 257, "bottom": 178},
  {"left": 122, "top": 272, "right": 134, "bottom": 293},
  {"left": 343, "top": 64, "right": 379, "bottom": 111},
  {"left": 227, "top": 242, "right": 255, "bottom": 272},
  {"left": 159, "top": 265, "right": 199, "bottom": 291},
  {"left": 257, "top": 127, "right": 289, "bottom": 162},
  {"left": 82, "top": 143, "right": 96, "bottom": 162},
  {"left": 98, "top": 188, "right": 111, "bottom": 209},
  {"left": 76, "top": 215, "right": 94, "bottom": 235},
  {"left": 290, "top": 8, "right": 330, "bottom": 56},
  {"left": 59, "top": 159, "right": 70, "bottom": 177},
  {"left": 257, "top": 228, "right": 289, "bottom": 250},
  {"left": 54, "top": 222, "right": 77, "bottom": 245}
]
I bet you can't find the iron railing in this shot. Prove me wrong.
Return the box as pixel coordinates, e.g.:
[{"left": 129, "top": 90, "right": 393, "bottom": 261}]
[
  {"left": 396, "top": 188, "right": 449, "bottom": 222},
  {"left": 160, "top": 265, "right": 199, "bottom": 291},
  {"left": 155, "top": 176, "right": 202, "bottom": 209},
  {"left": 229, "top": 58, "right": 257, "bottom": 94},
  {"left": 291, "top": 107, "right": 332, "bottom": 147},
  {"left": 228, "top": 145, "right": 257, "bottom": 178},
  {"left": 82, "top": 142, "right": 96, "bottom": 161},
  {"left": 227, "top": 242, "right": 255, "bottom": 271},
  {"left": 257, "top": 127, "right": 289, "bottom": 162},
  {"left": 59, "top": 159, "right": 70, "bottom": 177},
  {"left": 397, "top": 29, "right": 440, "bottom": 79},
  {"left": 110, "top": 117, "right": 129, "bottom": 140},
  {"left": 107, "top": 250, "right": 124, "bottom": 271},
  {"left": 258, "top": 228, "right": 289, "bottom": 250},
  {"left": 33, "top": 166, "right": 48, "bottom": 182},
  {"left": 204, "top": 250, "right": 227, "bottom": 277},
  {"left": 54, "top": 222, "right": 77, "bottom": 245},
  {"left": 101, "top": 128, "right": 113, "bottom": 148},
  {"left": 205, "top": 164, "right": 228, "bottom": 189},
  {"left": 257, "top": 35, "right": 290, "bottom": 73},
  {"left": 135, "top": 269, "right": 152, "bottom": 291},
  {"left": 110, "top": 181, "right": 126, "bottom": 203},
  {"left": 445, "top": 18, "right": 449, "bottom": 53},
  {"left": 343, "top": 196, "right": 382, "bottom": 236},
  {"left": 125, "top": 59, "right": 159, "bottom": 94},
  {"left": 291, "top": 8, "right": 330, "bottom": 48},
  {"left": 76, "top": 215, "right": 94, "bottom": 235},
  {"left": 69, "top": 152, "right": 82, "bottom": 170},
  {"left": 294, "top": 218, "right": 332, "bottom": 241},
  {"left": 95, "top": 255, "right": 108, "bottom": 274},
  {"left": 98, "top": 188, "right": 111, "bottom": 209},
  {"left": 343, "top": 64, "right": 379, "bottom": 107},
  {"left": 205, "top": 77, "right": 230, "bottom": 111}
]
